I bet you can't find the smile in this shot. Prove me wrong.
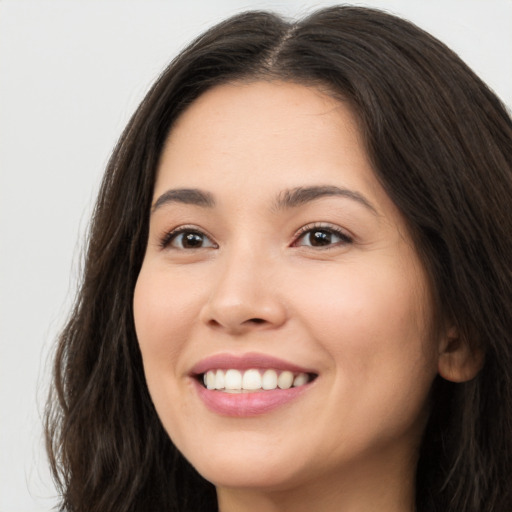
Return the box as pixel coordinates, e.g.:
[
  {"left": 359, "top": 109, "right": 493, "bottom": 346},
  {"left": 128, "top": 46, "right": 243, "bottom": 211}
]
[
  {"left": 202, "top": 368, "right": 312, "bottom": 392},
  {"left": 191, "top": 353, "right": 318, "bottom": 416}
]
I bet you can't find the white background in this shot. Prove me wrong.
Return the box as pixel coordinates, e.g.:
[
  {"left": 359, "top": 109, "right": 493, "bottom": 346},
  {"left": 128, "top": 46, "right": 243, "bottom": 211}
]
[{"left": 1, "top": 1, "right": 510, "bottom": 510}]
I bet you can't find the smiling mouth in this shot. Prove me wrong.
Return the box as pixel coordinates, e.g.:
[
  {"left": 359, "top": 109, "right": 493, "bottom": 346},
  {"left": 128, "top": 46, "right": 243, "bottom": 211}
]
[{"left": 199, "top": 368, "right": 317, "bottom": 393}]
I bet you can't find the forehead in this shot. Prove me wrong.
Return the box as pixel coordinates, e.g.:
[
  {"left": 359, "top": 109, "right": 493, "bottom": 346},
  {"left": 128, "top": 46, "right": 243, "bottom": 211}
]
[
  {"left": 152, "top": 80, "right": 407, "bottom": 232},
  {"left": 169, "top": 80, "right": 352, "bottom": 138}
]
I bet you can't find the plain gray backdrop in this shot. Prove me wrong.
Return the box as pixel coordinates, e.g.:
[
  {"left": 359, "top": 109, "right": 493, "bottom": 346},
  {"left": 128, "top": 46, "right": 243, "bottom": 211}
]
[{"left": 1, "top": 1, "right": 511, "bottom": 510}]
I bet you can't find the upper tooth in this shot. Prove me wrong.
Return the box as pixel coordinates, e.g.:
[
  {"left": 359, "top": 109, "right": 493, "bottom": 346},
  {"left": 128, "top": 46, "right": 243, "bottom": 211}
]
[
  {"left": 215, "top": 369, "right": 225, "bottom": 390},
  {"left": 293, "top": 373, "right": 308, "bottom": 387},
  {"left": 242, "top": 369, "right": 262, "bottom": 390},
  {"left": 203, "top": 369, "right": 309, "bottom": 391},
  {"left": 224, "top": 369, "right": 242, "bottom": 390},
  {"left": 262, "top": 369, "right": 278, "bottom": 390},
  {"left": 277, "top": 370, "right": 294, "bottom": 389},
  {"left": 206, "top": 371, "right": 216, "bottom": 390}
]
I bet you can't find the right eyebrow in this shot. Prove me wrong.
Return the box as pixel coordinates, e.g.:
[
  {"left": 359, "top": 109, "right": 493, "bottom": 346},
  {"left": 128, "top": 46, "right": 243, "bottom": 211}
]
[
  {"left": 272, "top": 185, "right": 378, "bottom": 215},
  {"left": 151, "top": 188, "right": 215, "bottom": 213}
]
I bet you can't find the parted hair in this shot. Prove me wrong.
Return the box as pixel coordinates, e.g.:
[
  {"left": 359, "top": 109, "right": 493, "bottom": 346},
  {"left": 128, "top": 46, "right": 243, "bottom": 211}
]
[{"left": 45, "top": 6, "right": 512, "bottom": 512}]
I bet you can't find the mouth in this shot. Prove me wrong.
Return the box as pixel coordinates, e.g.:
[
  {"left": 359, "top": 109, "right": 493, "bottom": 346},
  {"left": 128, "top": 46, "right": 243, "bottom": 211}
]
[
  {"left": 198, "top": 368, "right": 317, "bottom": 393},
  {"left": 190, "top": 353, "right": 318, "bottom": 416}
]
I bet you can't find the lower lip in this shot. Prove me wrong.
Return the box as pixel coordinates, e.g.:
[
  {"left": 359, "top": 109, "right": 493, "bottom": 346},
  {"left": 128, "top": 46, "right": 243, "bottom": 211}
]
[{"left": 193, "top": 379, "right": 310, "bottom": 417}]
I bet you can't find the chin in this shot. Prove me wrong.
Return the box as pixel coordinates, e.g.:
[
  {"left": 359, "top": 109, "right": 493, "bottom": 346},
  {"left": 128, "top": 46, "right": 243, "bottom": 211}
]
[
  {"left": 198, "top": 460, "right": 304, "bottom": 491},
  {"left": 177, "top": 434, "right": 310, "bottom": 491}
]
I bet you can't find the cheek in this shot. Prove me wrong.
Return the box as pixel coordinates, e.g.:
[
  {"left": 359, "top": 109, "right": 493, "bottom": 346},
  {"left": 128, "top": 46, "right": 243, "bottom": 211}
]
[
  {"left": 299, "top": 260, "right": 426, "bottom": 330},
  {"left": 133, "top": 265, "right": 204, "bottom": 438},
  {"left": 132, "top": 264, "right": 203, "bottom": 426},
  {"left": 296, "top": 264, "right": 438, "bottom": 451},
  {"left": 292, "top": 257, "right": 438, "bottom": 393},
  {"left": 133, "top": 265, "right": 202, "bottom": 360}
]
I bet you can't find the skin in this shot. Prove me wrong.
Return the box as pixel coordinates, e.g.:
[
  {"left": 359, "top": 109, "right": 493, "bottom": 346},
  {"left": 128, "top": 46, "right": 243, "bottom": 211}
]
[{"left": 133, "top": 81, "right": 456, "bottom": 512}]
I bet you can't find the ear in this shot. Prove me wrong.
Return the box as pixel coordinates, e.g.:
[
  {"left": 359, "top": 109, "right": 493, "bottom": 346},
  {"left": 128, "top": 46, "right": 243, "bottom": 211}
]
[{"left": 437, "top": 326, "right": 484, "bottom": 383}]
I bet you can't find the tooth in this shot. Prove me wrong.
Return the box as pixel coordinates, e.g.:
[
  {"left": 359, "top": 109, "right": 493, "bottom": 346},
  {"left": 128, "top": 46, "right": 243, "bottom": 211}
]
[
  {"left": 278, "top": 371, "right": 293, "bottom": 389},
  {"left": 262, "top": 369, "right": 278, "bottom": 390},
  {"left": 225, "top": 369, "right": 242, "bottom": 390},
  {"left": 242, "top": 369, "right": 262, "bottom": 390},
  {"left": 215, "top": 370, "right": 225, "bottom": 390},
  {"left": 206, "top": 370, "right": 216, "bottom": 390},
  {"left": 205, "top": 368, "right": 308, "bottom": 392},
  {"left": 293, "top": 373, "right": 308, "bottom": 387}
]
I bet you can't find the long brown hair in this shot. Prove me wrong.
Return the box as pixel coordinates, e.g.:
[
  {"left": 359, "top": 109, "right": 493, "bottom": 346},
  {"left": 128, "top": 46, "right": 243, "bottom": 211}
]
[{"left": 46, "top": 6, "right": 512, "bottom": 511}]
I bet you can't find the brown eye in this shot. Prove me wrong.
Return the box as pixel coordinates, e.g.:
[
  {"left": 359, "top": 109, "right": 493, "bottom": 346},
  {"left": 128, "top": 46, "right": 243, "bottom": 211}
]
[
  {"left": 307, "top": 230, "right": 333, "bottom": 246},
  {"left": 295, "top": 227, "right": 352, "bottom": 248},
  {"left": 166, "top": 230, "right": 216, "bottom": 249}
]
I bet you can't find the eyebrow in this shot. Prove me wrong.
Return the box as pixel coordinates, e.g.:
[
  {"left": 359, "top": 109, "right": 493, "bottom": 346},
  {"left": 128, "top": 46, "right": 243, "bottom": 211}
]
[
  {"left": 273, "top": 185, "right": 378, "bottom": 214},
  {"left": 151, "top": 185, "right": 377, "bottom": 215},
  {"left": 152, "top": 188, "right": 215, "bottom": 212}
]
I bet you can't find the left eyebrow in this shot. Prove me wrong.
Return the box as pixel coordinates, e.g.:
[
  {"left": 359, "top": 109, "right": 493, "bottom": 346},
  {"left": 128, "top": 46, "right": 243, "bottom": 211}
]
[
  {"left": 151, "top": 188, "right": 215, "bottom": 213},
  {"left": 273, "top": 185, "right": 378, "bottom": 215}
]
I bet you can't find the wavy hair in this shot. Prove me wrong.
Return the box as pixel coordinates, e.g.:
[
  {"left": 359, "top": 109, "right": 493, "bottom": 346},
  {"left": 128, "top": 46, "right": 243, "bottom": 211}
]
[{"left": 45, "top": 6, "right": 512, "bottom": 512}]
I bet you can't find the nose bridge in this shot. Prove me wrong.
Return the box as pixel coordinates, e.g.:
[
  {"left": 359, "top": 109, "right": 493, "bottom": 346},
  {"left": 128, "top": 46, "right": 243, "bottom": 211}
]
[{"left": 200, "top": 237, "right": 286, "bottom": 332}]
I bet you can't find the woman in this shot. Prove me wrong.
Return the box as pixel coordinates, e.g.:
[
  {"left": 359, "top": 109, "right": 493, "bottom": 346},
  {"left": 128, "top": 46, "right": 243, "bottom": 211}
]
[{"left": 45, "top": 6, "right": 512, "bottom": 512}]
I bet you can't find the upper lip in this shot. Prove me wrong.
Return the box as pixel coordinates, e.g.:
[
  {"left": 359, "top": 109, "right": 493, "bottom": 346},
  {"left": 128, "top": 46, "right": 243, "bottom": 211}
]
[{"left": 190, "top": 352, "right": 317, "bottom": 376}]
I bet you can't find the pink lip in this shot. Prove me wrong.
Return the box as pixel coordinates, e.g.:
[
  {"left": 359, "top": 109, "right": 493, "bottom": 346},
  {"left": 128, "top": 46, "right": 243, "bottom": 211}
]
[
  {"left": 193, "top": 379, "right": 310, "bottom": 417},
  {"left": 190, "top": 352, "right": 315, "bottom": 375}
]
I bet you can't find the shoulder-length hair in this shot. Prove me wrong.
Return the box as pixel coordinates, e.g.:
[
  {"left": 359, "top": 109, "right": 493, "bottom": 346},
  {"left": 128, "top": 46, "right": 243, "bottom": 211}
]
[{"left": 46, "top": 6, "right": 512, "bottom": 512}]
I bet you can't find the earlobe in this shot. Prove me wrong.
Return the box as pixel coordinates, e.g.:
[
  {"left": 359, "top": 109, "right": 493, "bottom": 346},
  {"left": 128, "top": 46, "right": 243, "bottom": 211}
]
[{"left": 437, "top": 327, "right": 484, "bottom": 383}]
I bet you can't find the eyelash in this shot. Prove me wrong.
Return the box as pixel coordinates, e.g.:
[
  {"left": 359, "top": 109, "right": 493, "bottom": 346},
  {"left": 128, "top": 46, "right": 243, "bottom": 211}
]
[{"left": 159, "top": 223, "right": 353, "bottom": 250}]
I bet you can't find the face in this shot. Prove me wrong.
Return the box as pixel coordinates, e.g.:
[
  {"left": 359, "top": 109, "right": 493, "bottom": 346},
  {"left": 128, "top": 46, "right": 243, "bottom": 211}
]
[{"left": 133, "top": 81, "right": 442, "bottom": 494}]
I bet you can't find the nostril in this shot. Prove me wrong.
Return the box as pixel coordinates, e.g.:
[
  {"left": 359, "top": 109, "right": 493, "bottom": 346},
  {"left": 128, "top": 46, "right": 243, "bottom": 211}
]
[{"left": 248, "top": 318, "right": 265, "bottom": 324}]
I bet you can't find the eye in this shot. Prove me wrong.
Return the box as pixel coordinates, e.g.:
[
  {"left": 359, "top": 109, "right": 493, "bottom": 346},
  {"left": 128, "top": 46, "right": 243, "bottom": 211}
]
[
  {"left": 161, "top": 228, "right": 217, "bottom": 250},
  {"left": 293, "top": 225, "right": 353, "bottom": 248}
]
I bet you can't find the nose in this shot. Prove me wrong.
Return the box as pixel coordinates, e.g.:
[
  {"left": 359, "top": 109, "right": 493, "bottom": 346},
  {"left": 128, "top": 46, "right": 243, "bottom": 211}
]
[{"left": 199, "top": 249, "right": 287, "bottom": 335}]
